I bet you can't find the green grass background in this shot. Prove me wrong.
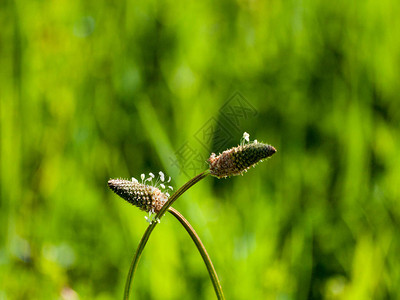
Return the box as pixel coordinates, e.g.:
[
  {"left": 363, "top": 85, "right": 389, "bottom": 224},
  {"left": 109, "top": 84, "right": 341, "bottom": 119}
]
[{"left": 1, "top": 0, "right": 400, "bottom": 299}]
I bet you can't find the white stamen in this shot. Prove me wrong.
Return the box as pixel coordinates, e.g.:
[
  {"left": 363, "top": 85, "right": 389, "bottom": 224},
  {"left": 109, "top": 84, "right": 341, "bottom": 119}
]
[
  {"left": 159, "top": 171, "right": 165, "bottom": 182},
  {"left": 132, "top": 177, "right": 138, "bottom": 183},
  {"left": 167, "top": 176, "right": 171, "bottom": 183},
  {"left": 254, "top": 139, "right": 258, "bottom": 144},
  {"left": 141, "top": 174, "right": 145, "bottom": 181},
  {"left": 160, "top": 183, "right": 165, "bottom": 189},
  {"left": 243, "top": 132, "right": 250, "bottom": 142},
  {"left": 168, "top": 186, "right": 173, "bottom": 190},
  {"left": 166, "top": 192, "right": 170, "bottom": 197},
  {"left": 149, "top": 172, "right": 155, "bottom": 178}
]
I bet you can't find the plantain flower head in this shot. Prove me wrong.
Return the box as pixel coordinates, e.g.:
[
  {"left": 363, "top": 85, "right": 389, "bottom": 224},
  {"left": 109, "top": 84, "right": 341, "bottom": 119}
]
[
  {"left": 108, "top": 172, "right": 173, "bottom": 223},
  {"left": 208, "top": 132, "right": 276, "bottom": 178}
]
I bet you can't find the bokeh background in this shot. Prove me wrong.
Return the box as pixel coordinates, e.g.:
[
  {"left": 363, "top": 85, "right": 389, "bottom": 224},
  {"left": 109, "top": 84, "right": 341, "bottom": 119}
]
[{"left": 1, "top": 0, "right": 400, "bottom": 299}]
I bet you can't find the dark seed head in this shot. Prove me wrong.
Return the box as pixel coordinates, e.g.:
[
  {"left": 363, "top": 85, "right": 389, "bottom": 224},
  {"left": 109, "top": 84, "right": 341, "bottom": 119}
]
[
  {"left": 108, "top": 179, "right": 168, "bottom": 213},
  {"left": 208, "top": 141, "right": 276, "bottom": 178}
]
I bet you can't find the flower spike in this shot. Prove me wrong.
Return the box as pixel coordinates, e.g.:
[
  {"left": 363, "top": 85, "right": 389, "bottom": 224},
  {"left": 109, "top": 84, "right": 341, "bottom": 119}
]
[
  {"left": 108, "top": 179, "right": 169, "bottom": 213},
  {"left": 208, "top": 133, "right": 276, "bottom": 178}
]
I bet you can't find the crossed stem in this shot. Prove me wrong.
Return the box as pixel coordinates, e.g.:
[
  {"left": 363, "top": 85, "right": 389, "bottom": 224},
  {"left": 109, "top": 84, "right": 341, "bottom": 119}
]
[{"left": 124, "top": 170, "right": 225, "bottom": 300}]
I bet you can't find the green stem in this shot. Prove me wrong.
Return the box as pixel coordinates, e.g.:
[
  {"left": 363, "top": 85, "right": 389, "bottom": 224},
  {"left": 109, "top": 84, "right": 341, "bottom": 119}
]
[
  {"left": 168, "top": 207, "right": 225, "bottom": 300},
  {"left": 124, "top": 170, "right": 210, "bottom": 300}
]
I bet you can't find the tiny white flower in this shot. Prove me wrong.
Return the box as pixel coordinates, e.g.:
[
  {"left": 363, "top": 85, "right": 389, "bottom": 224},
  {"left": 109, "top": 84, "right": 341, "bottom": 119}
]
[
  {"left": 145, "top": 214, "right": 151, "bottom": 224},
  {"left": 145, "top": 211, "right": 157, "bottom": 224}
]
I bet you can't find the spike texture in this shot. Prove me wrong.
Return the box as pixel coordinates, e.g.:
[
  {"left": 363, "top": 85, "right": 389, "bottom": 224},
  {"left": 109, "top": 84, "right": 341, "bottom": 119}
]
[
  {"left": 108, "top": 179, "right": 168, "bottom": 213},
  {"left": 208, "top": 142, "right": 276, "bottom": 178}
]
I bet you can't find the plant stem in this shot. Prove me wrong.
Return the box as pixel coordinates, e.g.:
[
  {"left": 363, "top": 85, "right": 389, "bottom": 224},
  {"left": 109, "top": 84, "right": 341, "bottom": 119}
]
[
  {"left": 124, "top": 170, "right": 210, "bottom": 300},
  {"left": 168, "top": 207, "right": 225, "bottom": 300}
]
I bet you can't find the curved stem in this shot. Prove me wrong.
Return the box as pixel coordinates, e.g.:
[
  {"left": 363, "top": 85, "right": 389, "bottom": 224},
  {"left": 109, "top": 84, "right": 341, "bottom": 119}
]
[
  {"left": 168, "top": 207, "right": 225, "bottom": 300},
  {"left": 124, "top": 170, "right": 210, "bottom": 300}
]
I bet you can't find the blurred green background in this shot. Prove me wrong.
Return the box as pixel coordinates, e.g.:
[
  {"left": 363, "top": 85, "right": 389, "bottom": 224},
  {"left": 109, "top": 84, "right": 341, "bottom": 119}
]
[{"left": 1, "top": 0, "right": 400, "bottom": 299}]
